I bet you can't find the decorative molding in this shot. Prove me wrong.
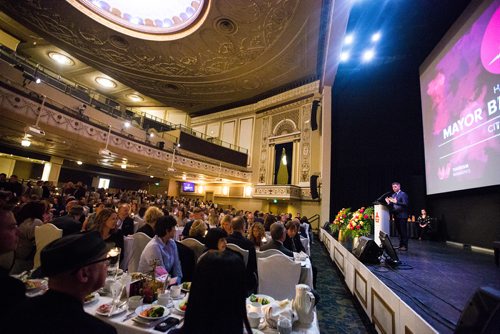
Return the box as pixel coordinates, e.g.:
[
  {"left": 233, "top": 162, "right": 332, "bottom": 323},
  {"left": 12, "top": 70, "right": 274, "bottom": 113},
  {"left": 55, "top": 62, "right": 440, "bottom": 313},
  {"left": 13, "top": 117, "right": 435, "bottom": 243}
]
[
  {"left": 0, "top": 88, "right": 251, "bottom": 181},
  {"left": 300, "top": 103, "right": 312, "bottom": 182},
  {"left": 355, "top": 269, "right": 368, "bottom": 308},
  {"left": 371, "top": 289, "right": 396, "bottom": 334},
  {"left": 334, "top": 246, "right": 345, "bottom": 273},
  {"left": 253, "top": 185, "right": 302, "bottom": 199},
  {"left": 258, "top": 116, "right": 270, "bottom": 184}
]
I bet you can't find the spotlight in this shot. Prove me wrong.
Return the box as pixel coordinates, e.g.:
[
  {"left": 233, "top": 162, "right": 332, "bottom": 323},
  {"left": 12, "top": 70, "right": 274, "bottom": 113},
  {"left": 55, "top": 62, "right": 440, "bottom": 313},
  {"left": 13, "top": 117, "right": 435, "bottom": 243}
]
[
  {"left": 340, "top": 51, "right": 350, "bottom": 62},
  {"left": 21, "top": 137, "right": 31, "bottom": 147},
  {"left": 371, "top": 32, "right": 381, "bottom": 42},
  {"left": 362, "top": 49, "right": 375, "bottom": 62},
  {"left": 344, "top": 34, "right": 354, "bottom": 45}
]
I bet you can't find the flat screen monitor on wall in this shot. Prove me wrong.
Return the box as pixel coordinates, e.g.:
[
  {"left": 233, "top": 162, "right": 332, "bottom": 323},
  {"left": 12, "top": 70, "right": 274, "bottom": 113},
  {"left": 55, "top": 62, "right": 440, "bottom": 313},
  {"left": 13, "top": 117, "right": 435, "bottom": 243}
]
[
  {"left": 420, "top": 0, "right": 500, "bottom": 195},
  {"left": 182, "top": 182, "right": 195, "bottom": 192}
]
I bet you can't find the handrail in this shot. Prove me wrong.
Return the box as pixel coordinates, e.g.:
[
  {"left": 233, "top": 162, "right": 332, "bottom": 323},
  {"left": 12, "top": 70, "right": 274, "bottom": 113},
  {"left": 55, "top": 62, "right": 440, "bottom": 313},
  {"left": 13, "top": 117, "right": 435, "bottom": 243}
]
[{"left": 0, "top": 46, "right": 248, "bottom": 155}]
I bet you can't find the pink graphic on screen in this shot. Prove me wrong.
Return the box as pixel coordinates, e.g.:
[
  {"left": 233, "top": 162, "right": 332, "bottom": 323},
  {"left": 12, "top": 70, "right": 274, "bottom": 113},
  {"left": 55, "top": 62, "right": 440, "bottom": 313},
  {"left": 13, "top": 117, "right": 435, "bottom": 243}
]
[{"left": 421, "top": 1, "right": 500, "bottom": 194}]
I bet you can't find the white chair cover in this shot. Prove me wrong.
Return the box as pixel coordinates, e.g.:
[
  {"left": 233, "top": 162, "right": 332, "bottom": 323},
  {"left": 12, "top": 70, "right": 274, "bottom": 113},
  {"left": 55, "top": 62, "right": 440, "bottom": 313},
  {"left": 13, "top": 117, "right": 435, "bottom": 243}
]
[
  {"left": 34, "top": 223, "right": 63, "bottom": 269},
  {"left": 227, "top": 243, "right": 249, "bottom": 267},
  {"left": 180, "top": 238, "right": 206, "bottom": 262},
  {"left": 127, "top": 232, "right": 152, "bottom": 273},
  {"left": 300, "top": 236, "right": 311, "bottom": 256},
  {"left": 256, "top": 248, "right": 288, "bottom": 258},
  {"left": 257, "top": 254, "right": 301, "bottom": 300}
]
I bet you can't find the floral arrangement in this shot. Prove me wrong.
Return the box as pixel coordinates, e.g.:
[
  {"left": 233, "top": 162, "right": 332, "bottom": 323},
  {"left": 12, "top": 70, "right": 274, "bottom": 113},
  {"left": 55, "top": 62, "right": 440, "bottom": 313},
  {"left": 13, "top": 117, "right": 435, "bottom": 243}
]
[
  {"left": 343, "top": 206, "right": 374, "bottom": 239},
  {"left": 330, "top": 208, "right": 352, "bottom": 234}
]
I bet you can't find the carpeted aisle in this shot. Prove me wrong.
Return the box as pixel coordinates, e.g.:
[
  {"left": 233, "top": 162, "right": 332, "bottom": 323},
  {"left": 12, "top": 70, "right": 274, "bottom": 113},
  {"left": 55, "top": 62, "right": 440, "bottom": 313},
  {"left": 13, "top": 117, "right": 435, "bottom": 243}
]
[{"left": 310, "top": 235, "right": 375, "bottom": 334}]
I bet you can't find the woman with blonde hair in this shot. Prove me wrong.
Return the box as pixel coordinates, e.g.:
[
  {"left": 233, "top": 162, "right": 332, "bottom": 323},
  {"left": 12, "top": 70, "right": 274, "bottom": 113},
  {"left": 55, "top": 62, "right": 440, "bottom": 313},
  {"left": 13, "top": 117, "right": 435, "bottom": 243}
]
[
  {"left": 136, "top": 206, "right": 164, "bottom": 238},
  {"left": 189, "top": 219, "right": 207, "bottom": 244}
]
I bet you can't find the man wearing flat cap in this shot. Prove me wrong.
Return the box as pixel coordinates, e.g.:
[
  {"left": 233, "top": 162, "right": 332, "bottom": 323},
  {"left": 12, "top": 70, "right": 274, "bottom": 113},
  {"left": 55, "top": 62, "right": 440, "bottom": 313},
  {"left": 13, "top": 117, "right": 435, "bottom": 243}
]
[{"left": 5, "top": 232, "right": 117, "bottom": 334}]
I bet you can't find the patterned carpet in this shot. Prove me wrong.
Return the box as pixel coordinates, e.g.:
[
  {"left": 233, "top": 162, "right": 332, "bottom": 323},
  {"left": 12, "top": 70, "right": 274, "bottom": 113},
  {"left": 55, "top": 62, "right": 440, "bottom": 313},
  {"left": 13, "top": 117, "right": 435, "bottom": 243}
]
[{"left": 310, "top": 235, "right": 375, "bottom": 334}]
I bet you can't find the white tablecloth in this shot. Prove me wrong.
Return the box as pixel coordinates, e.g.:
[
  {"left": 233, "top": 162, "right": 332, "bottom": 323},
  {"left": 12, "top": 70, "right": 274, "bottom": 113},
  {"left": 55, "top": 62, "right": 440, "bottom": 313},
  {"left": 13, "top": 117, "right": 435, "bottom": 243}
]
[{"left": 85, "top": 295, "right": 319, "bottom": 334}]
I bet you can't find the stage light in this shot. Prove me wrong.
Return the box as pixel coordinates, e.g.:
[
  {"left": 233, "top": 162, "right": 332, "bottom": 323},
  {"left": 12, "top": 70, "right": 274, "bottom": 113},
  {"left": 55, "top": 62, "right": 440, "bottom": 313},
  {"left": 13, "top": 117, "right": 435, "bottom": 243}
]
[
  {"left": 344, "top": 34, "right": 354, "bottom": 45},
  {"left": 76, "top": 160, "right": 83, "bottom": 165},
  {"left": 362, "top": 49, "right": 375, "bottom": 62},
  {"left": 21, "top": 137, "right": 31, "bottom": 147},
  {"left": 124, "top": 121, "right": 131, "bottom": 128},
  {"left": 340, "top": 51, "right": 350, "bottom": 62},
  {"left": 371, "top": 32, "right": 382, "bottom": 42}
]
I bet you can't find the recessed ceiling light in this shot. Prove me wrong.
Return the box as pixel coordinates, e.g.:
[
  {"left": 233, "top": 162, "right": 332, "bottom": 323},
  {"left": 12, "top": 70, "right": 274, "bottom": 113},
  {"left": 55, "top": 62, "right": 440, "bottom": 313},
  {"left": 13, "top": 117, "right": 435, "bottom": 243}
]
[
  {"left": 95, "top": 76, "right": 117, "bottom": 88},
  {"left": 127, "top": 94, "right": 144, "bottom": 102},
  {"left": 124, "top": 121, "right": 131, "bottom": 128},
  {"left": 340, "top": 51, "right": 350, "bottom": 62},
  {"left": 344, "top": 34, "right": 354, "bottom": 45},
  {"left": 121, "top": 164, "right": 127, "bottom": 169},
  {"left": 48, "top": 52, "right": 75, "bottom": 66},
  {"left": 182, "top": 174, "right": 187, "bottom": 180},
  {"left": 371, "top": 32, "right": 381, "bottom": 42},
  {"left": 76, "top": 160, "right": 83, "bottom": 165},
  {"left": 21, "top": 138, "right": 31, "bottom": 147},
  {"left": 150, "top": 175, "right": 154, "bottom": 178},
  {"left": 362, "top": 49, "right": 375, "bottom": 62}
]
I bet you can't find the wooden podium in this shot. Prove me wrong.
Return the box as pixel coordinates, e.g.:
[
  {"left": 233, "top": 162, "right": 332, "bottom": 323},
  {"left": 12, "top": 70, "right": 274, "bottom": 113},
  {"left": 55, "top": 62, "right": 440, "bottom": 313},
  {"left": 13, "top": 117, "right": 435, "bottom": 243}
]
[{"left": 374, "top": 203, "right": 390, "bottom": 246}]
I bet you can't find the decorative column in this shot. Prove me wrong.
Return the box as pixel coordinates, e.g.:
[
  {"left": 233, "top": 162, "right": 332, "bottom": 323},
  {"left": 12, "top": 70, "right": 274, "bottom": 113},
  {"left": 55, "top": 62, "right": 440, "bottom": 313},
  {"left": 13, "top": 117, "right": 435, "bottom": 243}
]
[
  {"left": 321, "top": 86, "right": 332, "bottom": 224},
  {"left": 42, "top": 156, "right": 63, "bottom": 183}
]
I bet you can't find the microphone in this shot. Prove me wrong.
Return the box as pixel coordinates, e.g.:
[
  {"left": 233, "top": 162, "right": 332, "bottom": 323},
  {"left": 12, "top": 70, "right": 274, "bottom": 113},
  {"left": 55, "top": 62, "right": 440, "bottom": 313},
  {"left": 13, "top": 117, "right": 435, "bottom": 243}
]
[{"left": 373, "top": 191, "right": 392, "bottom": 204}]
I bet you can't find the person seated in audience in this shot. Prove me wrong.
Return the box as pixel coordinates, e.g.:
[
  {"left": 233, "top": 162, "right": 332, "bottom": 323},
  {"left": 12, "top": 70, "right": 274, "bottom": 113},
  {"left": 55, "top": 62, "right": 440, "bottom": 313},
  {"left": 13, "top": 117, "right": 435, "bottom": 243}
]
[
  {"left": 51, "top": 202, "right": 84, "bottom": 236},
  {"left": 170, "top": 251, "right": 251, "bottom": 334},
  {"left": 263, "top": 213, "right": 277, "bottom": 231},
  {"left": 260, "top": 222, "right": 294, "bottom": 257},
  {"left": 81, "top": 202, "right": 104, "bottom": 231},
  {"left": 0, "top": 205, "right": 25, "bottom": 318},
  {"left": 181, "top": 207, "right": 204, "bottom": 239},
  {"left": 204, "top": 227, "right": 228, "bottom": 252},
  {"left": 91, "top": 208, "right": 124, "bottom": 259},
  {"left": 220, "top": 214, "right": 233, "bottom": 235},
  {"left": 11, "top": 200, "right": 45, "bottom": 274},
  {"left": 138, "top": 215, "right": 182, "bottom": 283},
  {"left": 283, "top": 219, "right": 306, "bottom": 254},
  {"left": 248, "top": 221, "right": 266, "bottom": 250},
  {"left": 5, "top": 231, "right": 117, "bottom": 334},
  {"left": 227, "top": 216, "right": 258, "bottom": 293},
  {"left": 188, "top": 219, "right": 207, "bottom": 244},
  {"left": 116, "top": 203, "right": 134, "bottom": 236},
  {"left": 417, "top": 209, "right": 432, "bottom": 240},
  {"left": 136, "top": 206, "right": 164, "bottom": 238},
  {"left": 207, "top": 207, "right": 218, "bottom": 228}
]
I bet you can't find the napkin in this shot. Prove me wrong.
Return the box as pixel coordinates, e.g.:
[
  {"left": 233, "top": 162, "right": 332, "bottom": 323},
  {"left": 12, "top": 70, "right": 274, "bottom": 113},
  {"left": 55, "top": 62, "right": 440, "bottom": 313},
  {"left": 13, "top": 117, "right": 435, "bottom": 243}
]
[{"left": 263, "top": 299, "right": 297, "bottom": 328}]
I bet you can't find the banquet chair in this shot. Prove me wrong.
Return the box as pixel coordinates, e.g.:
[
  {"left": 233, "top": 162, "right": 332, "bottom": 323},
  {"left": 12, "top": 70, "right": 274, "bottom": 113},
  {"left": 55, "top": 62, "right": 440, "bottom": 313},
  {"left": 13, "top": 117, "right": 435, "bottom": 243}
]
[
  {"left": 180, "top": 238, "right": 206, "bottom": 262},
  {"left": 34, "top": 223, "right": 63, "bottom": 269},
  {"left": 176, "top": 241, "right": 195, "bottom": 282},
  {"left": 127, "top": 232, "right": 152, "bottom": 273},
  {"left": 257, "top": 254, "right": 301, "bottom": 300},
  {"left": 256, "top": 248, "right": 288, "bottom": 258},
  {"left": 300, "top": 236, "right": 311, "bottom": 256},
  {"left": 227, "top": 243, "right": 249, "bottom": 267}
]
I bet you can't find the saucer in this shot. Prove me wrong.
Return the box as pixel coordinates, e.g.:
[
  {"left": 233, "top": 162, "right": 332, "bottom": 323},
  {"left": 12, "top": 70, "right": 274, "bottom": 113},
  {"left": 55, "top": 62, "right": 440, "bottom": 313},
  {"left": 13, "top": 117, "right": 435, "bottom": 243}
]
[{"left": 171, "top": 292, "right": 186, "bottom": 300}]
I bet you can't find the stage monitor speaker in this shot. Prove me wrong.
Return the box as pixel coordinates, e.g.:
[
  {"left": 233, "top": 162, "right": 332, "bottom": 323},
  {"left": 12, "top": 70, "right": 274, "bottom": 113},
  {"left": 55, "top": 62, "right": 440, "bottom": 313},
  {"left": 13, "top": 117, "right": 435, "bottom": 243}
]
[
  {"left": 310, "top": 175, "right": 319, "bottom": 199},
  {"left": 157, "top": 141, "right": 165, "bottom": 150},
  {"left": 310, "top": 100, "right": 319, "bottom": 131},
  {"left": 455, "top": 286, "right": 500, "bottom": 334},
  {"left": 353, "top": 237, "right": 382, "bottom": 264}
]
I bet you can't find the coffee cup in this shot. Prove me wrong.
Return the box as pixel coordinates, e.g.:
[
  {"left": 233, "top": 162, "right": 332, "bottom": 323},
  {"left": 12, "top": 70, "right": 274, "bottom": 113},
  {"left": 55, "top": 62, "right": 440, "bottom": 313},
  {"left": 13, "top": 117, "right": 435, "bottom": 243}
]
[
  {"left": 157, "top": 292, "right": 171, "bottom": 307},
  {"left": 248, "top": 312, "right": 263, "bottom": 328},
  {"left": 170, "top": 285, "right": 181, "bottom": 298},
  {"left": 128, "top": 295, "right": 143, "bottom": 310}
]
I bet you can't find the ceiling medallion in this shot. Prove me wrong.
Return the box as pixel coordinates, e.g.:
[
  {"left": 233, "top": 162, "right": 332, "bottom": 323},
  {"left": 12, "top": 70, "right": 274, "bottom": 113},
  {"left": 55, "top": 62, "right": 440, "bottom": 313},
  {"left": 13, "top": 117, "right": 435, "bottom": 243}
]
[
  {"left": 68, "top": 0, "right": 211, "bottom": 41},
  {"left": 95, "top": 76, "right": 117, "bottom": 88}
]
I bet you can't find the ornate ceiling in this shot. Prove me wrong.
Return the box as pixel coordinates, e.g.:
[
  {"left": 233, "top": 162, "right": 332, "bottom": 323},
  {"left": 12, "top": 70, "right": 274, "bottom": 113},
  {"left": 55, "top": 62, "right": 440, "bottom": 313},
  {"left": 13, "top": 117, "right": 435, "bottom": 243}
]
[{"left": 0, "top": 0, "right": 334, "bottom": 115}]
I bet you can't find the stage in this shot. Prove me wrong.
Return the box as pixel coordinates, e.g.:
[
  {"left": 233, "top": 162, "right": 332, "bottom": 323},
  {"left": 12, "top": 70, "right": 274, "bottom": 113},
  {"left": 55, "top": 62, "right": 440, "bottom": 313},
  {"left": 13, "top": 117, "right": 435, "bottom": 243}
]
[{"left": 319, "top": 229, "right": 500, "bottom": 334}]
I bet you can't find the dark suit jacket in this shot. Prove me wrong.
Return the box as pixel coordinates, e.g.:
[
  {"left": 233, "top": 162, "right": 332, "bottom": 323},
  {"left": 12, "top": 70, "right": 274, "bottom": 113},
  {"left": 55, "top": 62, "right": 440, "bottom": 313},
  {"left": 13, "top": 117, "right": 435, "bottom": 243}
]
[
  {"left": 51, "top": 215, "right": 82, "bottom": 236},
  {"left": 136, "top": 224, "right": 155, "bottom": 238},
  {"left": 181, "top": 220, "right": 194, "bottom": 238},
  {"left": 260, "top": 239, "right": 294, "bottom": 257},
  {"left": 119, "top": 216, "right": 134, "bottom": 236},
  {"left": 283, "top": 234, "right": 305, "bottom": 253},
  {"left": 389, "top": 191, "right": 409, "bottom": 219},
  {"left": 227, "top": 232, "right": 258, "bottom": 290}
]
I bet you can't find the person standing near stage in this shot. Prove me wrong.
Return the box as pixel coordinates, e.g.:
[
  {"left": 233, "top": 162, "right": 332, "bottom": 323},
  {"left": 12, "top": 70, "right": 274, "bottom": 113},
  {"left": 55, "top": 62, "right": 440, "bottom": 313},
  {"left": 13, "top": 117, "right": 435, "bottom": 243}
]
[{"left": 385, "top": 182, "right": 409, "bottom": 251}]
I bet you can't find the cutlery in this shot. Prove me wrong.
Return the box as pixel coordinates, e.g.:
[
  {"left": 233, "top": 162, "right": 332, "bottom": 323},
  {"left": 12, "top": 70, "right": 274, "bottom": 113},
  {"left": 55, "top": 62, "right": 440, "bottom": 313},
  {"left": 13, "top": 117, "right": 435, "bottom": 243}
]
[{"left": 122, "top": 311, "right": 135, "bottom": 322}]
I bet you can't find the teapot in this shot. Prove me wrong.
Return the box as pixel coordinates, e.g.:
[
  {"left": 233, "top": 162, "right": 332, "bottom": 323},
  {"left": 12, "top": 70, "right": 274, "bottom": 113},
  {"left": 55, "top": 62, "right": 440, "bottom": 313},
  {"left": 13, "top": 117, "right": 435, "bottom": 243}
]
[{"left": 293, "top": 284, "right": 315, "bottom": 324}]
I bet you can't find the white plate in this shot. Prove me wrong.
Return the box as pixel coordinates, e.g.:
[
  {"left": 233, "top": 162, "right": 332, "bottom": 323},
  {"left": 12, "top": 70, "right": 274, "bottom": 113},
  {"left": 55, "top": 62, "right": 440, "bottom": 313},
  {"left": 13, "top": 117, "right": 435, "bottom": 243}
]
[
  {"left": 84, "top": 292, "right": 99, "bottom": 305},
  {"left": 95, "top": 303, "right": 127, "bottom": 317},
  {"left": 135, "top": 304, "right": 169, "bottom": 320},
  {"left": 173, "top": 299, "right": 187, "bottom": 314},
  {"left": 246, "top": 294, "right": 275, "bottom": 306},
  {"left": 24, "top": 279, "right": 47, "bottom": 291}
]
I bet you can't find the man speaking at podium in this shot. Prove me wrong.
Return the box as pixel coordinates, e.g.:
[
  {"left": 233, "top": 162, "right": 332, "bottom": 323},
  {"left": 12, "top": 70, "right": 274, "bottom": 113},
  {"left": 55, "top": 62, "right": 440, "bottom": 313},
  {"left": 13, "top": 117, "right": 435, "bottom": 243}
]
[{"left": 385, "top": 182, "right": 409, "bottom": 251}]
